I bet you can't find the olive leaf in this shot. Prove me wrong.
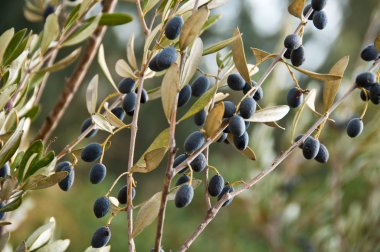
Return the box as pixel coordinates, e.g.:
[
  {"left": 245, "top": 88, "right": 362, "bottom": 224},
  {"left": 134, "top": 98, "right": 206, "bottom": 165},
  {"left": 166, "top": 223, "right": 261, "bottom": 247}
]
[
  {"left": 86, "top": 75, "right": 98, "bottom": 114},
  {"left": 247, "top": 105, "right": 290, "bottom": 122},
  {"left": 288, "top": 0, "right": 306, "bottom": 19},
  {"left": 104, "top": 105, "right": 126, "bottom": 128},
  {"left": 0, "top": 176, "right": 18, "bottom": 201},
  {"left": 305, "top": 89, "right": 317, "bottom": 112},
  {"left": 99, "top": 13, "right": 133, "bottom": 26},
  {"left": 375, "top": 33, "right": 380, "bottom": 52},
  {"left": 251, "top": 48, "right": 277, "bottom": 65},
  {"left": 143, "top": 24, "right": 161, "bottom": 60},
  {"left": 18, "top": 138, "right": 43, "bottom": 181},
  {"left": 203, "top": 34, "right": 239, "bottom": 55},
  {"left": 25, "top": 219, "right": 55, "bottom": 251},
  {"left": 147, "top": 86, "right": 161, "bottom": 101},
  {"left": 92, "top": 114, "right": 113, "bottom": 133},
  {"left": 24, "top": 151, "right": 56, "bottom": 179},
  {"left": 205, "top": 102, "right": 224, "bottom": 138},
  {"left": 0, "top": 118, "right": 25, "bottom": 168},
  {"left": 178, "top": 84, "right": 218, "bottom": 122},
  {"left": 167, "top": 179, "right": 202, "bottom": 200},
  {"left": 98, "top": 44, "right": 118, "bottom": 91},
  {"left": 282, "top": 61, "right": 342, "bottom": 81},
  {"left": 179, "top": 6, "right": 210, "bottom": 50},
  {"left": 132, "top": 192, "right": 162, "bottom": 238},
  {"left": 177, "top": 0, "right": 210, "bottom": 14},
  {"left": 323, "top": 56, "right": 349, "bottom": 112},
  {"left": 78, "top": 0, "right": 93, "bottom": 16},
  {"left": 62, "top": 14, "right": 101, "bottom": 47},
  {"left": 161, "top": 63, "right": 180, "bottom": 121},
  {"left": 0, "top": 196, "right": 22, "bottom": 212},
  {"left": 39, "top": 48, "right": 82, "bottom": 73},
  {"left": 22, "top": 171, "right": 68, "bottom": 190},
  {"left": 0, "top": 84, "right": 17, "bottom": 110},
  {"left": 3, "top": 28, "right": 29, "bottom": 66},
  {"left": 181, "top": 38, "right": 203, "bottom": 88},
  {"left": 127, "top": 33, "right": 138, "bottom": 70},
  {"left": 201, "top": 14, "right": 220, "bottom": 34},
  {"left": 37, "top": 239, "right": 70, "bottom": 252},
  {"left": 131, "top": 128, "right": 170, "bottom": 173},
  {"left": 143, "top": 0, "right": 161, "bottom": 14},
  {"left": 232, "top": 28, "right": 251, "bottom": 84},
  {"left": 115, "top": 59, "right": 137, "bottom": 79},
  {"left": 0, "top": 28, "right": 15, "bottom": 66},
  {"left": 227, "top": 134, "right": 256, "bottom": 161},
  {"left": 84, "top": 245, "right": 111, "bottom": 252},
  {"left": 40, "top": 14, "right": 59, "bottom": 54}
]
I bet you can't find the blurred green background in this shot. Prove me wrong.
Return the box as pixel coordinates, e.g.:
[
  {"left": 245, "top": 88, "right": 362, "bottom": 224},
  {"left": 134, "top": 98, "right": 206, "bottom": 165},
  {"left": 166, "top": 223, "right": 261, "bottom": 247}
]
[{"left": 2, "top": 0, "right": 380, "bottom": 251}]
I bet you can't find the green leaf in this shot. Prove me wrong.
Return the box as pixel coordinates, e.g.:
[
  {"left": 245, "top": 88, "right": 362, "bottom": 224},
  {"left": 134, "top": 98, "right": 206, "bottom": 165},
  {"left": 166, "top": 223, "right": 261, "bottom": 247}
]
[
  {"left": 86, "top": 75, "right": 98, "bottom": 114},
  {"left": 204, "top": 102, "right": 224, "bottom": 138},
  {"left": 179, "top": 6, "right": 210, "bottom": 50},
  {"left": 181, "top": 38, "right": 203, "bottom": 88},
  {"left": 24, "top": 151, "right": 56, "bottom": 179},
  {"left": 143, "top": 0, "right": 161, "bottom": 14},
  {"left": 62, "top": 15, "right": 101, "bottom": 47},
  {"left": 232, "top": 27, "right": 251, "bottom": 84},
  {"left": 3, "top": 28, "right": 28, "bottom": 66},
  {"left": 39, "top": 48, "right": 82, "bottom": 73},
  {"left": 201, "top": 14, "right": 220, "bottom": 33},
  {"left": 132, "top": 128, "right": 170, "bottom": 173},
  {"left": 18, "top": 139, "right": 43, "bottom": 181},
  {"left": 37, "top": 239, "right": 70, "bottom": 252},
  {"left": 92, "top": 113, "right": 113, "bottom": 133},
  {"left": 203, "top": 34, "right": 238, "bottom": 55},
  {"left": 132, "top": 192, "right": 162, "bottom": 238},
  {"left": 40, "top": 14, "right": 59, "bottom": 54},
  {"left": 178, "top": 84, "right": 218, "bottom": 123},
  {"left": 98, "top": 45, "right": 118, "bottom": 91},
  {"left": 22, "top": 171, "right": 68, "bottom": 190},
  {"left": 0, "top": 196, "right": 22, "bottom": 212},
  {"left": 282, "top": 61, "right": 342, "bottom": 81},
  {"left": 64, "top": 4, "right": 80, "bottom": 32},
  {"left": 0, "top": 28, "right": 15, "bottom": 66},
  {"left": 161, "top": 63, "right": 180, "bottom": 121},
  {"left": 323, "top": 56, "right": 349, "bottom": 112},
  {"left": 0, "top": 84, "right": 17, "bottom": 110},
  {"left": 288, "top": 0, "right": 306, "bottom": 19},
  {"left": 246, "top": 105, "right": 290, "bottom": 123},
  {"left": 99, "top": 13, "right": 133, "bottom": 26},
  {"left": 0, "top": 119, "right": 25, "bottom": 169}
]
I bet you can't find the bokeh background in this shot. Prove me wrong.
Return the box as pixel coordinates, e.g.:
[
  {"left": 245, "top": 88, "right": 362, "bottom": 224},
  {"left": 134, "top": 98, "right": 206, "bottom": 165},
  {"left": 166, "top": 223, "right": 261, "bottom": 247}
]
[{"left": 1, "top": 0, "right": 380, "bottom": 251}]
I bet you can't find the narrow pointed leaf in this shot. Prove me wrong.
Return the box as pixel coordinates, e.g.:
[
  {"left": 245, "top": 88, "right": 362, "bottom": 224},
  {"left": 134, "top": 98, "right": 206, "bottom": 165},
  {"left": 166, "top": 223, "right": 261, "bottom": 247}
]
[
  {"left": 232, "top": 28, "right": 251, "bottom": 84},
  {"left": 247, "top": 105, "right": 290, "bottom": 122},
  {"left": 161, "top": 63, "right": 180, "bottom": 121},
  {"left": 41, "top": 14, "right": 59, "bottom": 54},
  {"left": 86, "top": 75, "right": 98, "bottom": 114},
  {"left": 204, "top": 102, "right": 224, "bottom": 138},
  {"left": 181, "top": 38, "right": 203, "bottom": 88},
  {"left": 288, "top": 0, "right": 306, "bottom": 18},
  {"left": 98, "top": 44, "right": 118, "bottom": 91},
  {"left": 99, "top": 13, "right": 133, "bottom": 26},
  {"left": 179, "top": 6, "right": 209, "bottom": 50}
]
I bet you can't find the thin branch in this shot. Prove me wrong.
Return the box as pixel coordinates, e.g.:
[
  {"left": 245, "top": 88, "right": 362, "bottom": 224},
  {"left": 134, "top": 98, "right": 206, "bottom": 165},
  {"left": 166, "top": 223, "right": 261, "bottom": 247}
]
[
  {"left": 35, "top": 0, "right": 119, "bottom": 143},
  {"left": 136, "top": 0, "right": 150, "bottom": 36}
]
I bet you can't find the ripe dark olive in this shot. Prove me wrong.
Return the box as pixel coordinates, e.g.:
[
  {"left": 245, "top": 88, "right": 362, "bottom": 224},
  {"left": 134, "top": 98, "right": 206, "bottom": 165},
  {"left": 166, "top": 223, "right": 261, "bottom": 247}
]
[
  {"left": 302, "top": 136, "right": 320, "bottom": 160},
  {"left": 312, "top": 11, "right": 328, "bottom": 30},
  {"left": 174, "top": 184, "right": 194, "bottom": 208},
  {"left": 139, "top": 88, "right": 149, "bottom": 103},
  {"left": 227, "top": 74, "right": 245, "bottom": 91},
  {"left": 291, "top": 46, "right": 305, "bottom": 67},
  {"left": 184, "top": 131, "right": 205, "bottom": 154},
  {"left": 294, "top": 134, "right": 304, "bottom": 149},
  {"left": 111, "top": 107, "right": 126, "bottom": 121},
  {"left": 191, "top": 76, "right": 210, "bottom": 97},
  {"left": 355, "top": 72, "right": 376, "bottom": 88},
  {"left": 122, "top": 92, "right": 137, "bottom": 113},
  {"left": 164, "top": 16, "right": 184, "bottom": 40},
  {"left": 190, "top": 153, "right": 207, "bottom": 172},
  {"left": 89, "top": 163, "right": 107, "bottom": 184},
  {"left": 314, "top": 143, "right": 329, "bottom": 163},
  {"left": 208, "top": 175, "right": 225, "bottom": 197},
  {"left": 223, "top": 101, "right": 236, "bottom": 118},
  {"left": 361, "top": 44, "right": 379, "bottom": 62},
  {"left": 117, "top": 185, "right": 136, "bottom": 204},
  {"left": 311, "top": 0, "right": 327, "bottom": 11},
  {"left": 118, "top": 78, "right": 135, "bottom": 94},
  {"left": 233, "top": 131, "right": 249, "bottom": 150},
  {"left": 229, "top": 115, "right": 245, "bottom": 137},
  {"left": 148, "top": 46, "right": 178, "bottom": 72},
  {"left": 0, "top": 163, "right": 10, "bottom": 178},
  {"left": 194, "top": 110, "right": 206, "bottom": 126},
  {"left": 91, "top": 226, "right": 111, "bottom": 248},
  {"left": 303, "top": 4, "right": 315, "bottom": 20},
  {"left": 370, "top": 84, "right": 380, "bottom": 104},
  {"left": 81, "top": 143, "right": 103, "bottom": 163},
  {"left": 287, "top": 87, "right": 304, "bottom": 108},
  {"left": 178, "top": 84, "right": 192, "bottom": 107},
  {"left": 217, "top": 132, "right": 228, "bottom": 143},
  {"left": 284, "top": 34, "right": 301, "bottom": 50},
  {"left": 93, "top": 196, "right": 110, "bottom": 218},
  {"left": 284, "top": 48, "right": 292, "bottom": 59},
  {"left": 176, "top": 175, "right": 190, "bottom": 186},
  {"left": 80, "top": 118, "right": 98, "bottom": 138},
  {"left": 218, "top": 185, "right": 234, "bottom": 207},
  {"left": 346, "top": 118, "right": 364, "bottom": 138},
  {"left": 239, "top": 97, "right": 256, "bottom": 119}
]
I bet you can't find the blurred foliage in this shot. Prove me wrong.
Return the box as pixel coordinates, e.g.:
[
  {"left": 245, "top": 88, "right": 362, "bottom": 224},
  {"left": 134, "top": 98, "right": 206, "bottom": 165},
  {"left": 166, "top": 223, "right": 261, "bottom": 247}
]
[{"left": 1, "top": 0, "right": 380, "bottom": 251}]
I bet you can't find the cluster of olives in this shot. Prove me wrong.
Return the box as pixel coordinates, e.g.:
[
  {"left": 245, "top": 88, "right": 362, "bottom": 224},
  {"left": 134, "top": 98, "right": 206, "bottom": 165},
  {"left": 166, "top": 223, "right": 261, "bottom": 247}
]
[
  {"left": 284, "top": 0, "right": 329, "bottom": 67},
  {"left": 295, "top": 135, "right": 329, "bottom": 163},
  {"left": 346, "top": 42, "right": 380, "bottom": 138}
]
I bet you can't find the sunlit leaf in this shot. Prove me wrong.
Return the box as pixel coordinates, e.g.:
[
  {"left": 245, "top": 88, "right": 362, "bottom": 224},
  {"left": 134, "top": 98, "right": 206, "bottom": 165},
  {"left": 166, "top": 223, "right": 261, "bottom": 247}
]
[
  {"left": 323, "top": 56, "right": 349, "bottom": 112},
  {"left": 37, "top": 239, "right": 70, "bottom": 252},
  {"left": 0, "top": 196, "right": 22, "bottom": 212},
  {"left": 0, "top": 84, "right": 17, "bottom": 110},
  {"left": 288, "top": 0, "right": 306, "bottom": 19},
  {"left": 115, "top": 59, "right": 137, "bottom": 79},
  {"left": 247, "top": 105, "right": 290, "bottom": 122},
  {"left": 98, "top": 45, "right": 118, "bottom": 91},
  {"left": 143, "top": 0, "right": 161, "bottom": 14},
  {"left": 251, "top": 48, "right": 277, "bottom": 65},
  {"left": 232, "top": 28, "right": 251, "bottom": 84},
  {"left": 92, "top": 113, "right": 113, "bottom": 133},
  {"left": 179, "top": 6, "right": 210, "bottom": 50},
  {"left": 62, "top": 15, "right": 101, "bottom": 47},
  {"left": 25, "top": 219, "right": 55, "bottom": 251},
  {"left": 86, "top": 75, "right": 98, "bottom": 114},
  {"left": 282, "top": 61, "right": 342, "bottom": 81},
  {"left": 181, "top": 38, "right": 203, "bottom": 88},
  {"left": 161, "top": 63, "right": 180, "bottom": 121},
  {"left": 204, "top": 102, "right": 224, "bottom": 138},
  {"left": 127, "top": 33, "right": 138, "bottom": 70}
]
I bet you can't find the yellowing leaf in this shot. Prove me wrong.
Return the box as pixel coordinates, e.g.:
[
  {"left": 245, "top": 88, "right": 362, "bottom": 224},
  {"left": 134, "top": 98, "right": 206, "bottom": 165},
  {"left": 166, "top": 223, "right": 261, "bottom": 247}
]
[
  {"left": 179, "top": 6, "right": 210, "bottom": 50},
  {"left": 178, "top": 84, "right": 218, "bottom": 122},
  {"left": 132, "top": 192, "right": 162, "bottom": 238},
  {"left": 247, "top": 105, "right": 290, "bottom": 123},
  {"left": 288, "top": 0, "right": 306, "bottom": 19},
  {"left": 323, "top": 56, "right": 349, "bottom": 112},
  {"left": 282, "top": 61, "right": 342, "bottom": 81},
  {"left": 251, "top": 48, "right": 277, "bottom": 65},
  {"left": 62, "top": 15, "right": 100, "bottom": 47},
  {"left": 161, "top": 63, "right": 180, "bottom": 121},
  {"left": 181, "top": 38, "right": 203, "bottom": 88},
  {"left": 232, "top": 28, "right": 251, "bottom": 84},
  {"left": 144, "top": 147, "right": 168, "bottom": 172},
  {"left": 227, "top": 134, "right": 256, "bottom": 161},
  {"left": 204, "top": 102, "right": 224, "bottom": 138}
]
